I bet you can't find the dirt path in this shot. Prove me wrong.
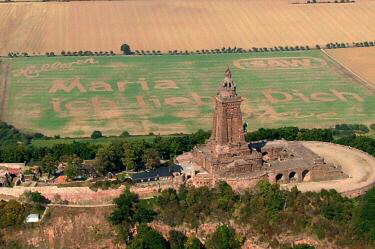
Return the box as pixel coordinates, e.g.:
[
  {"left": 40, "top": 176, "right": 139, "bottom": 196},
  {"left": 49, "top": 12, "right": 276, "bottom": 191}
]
[
  {"left": 285, "top": 142, "right": 375, "bottom": 194},
  {"left": 47, "top": 203, "right": 115, "bottom": 208}
]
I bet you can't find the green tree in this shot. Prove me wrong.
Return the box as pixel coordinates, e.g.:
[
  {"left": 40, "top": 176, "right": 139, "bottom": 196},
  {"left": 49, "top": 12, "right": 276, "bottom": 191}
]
[
  {"left": 41, "top": 153, "right": 57, "bottom": 177},
  {"left": 64, "top": 155, "right": 83, "bottom": 180},
  {"left": 206, "top": 225, "right": 241, "bottom": 249},
  {"left": 121, "top": 44, "right": 132, "bottom": 55},
  {"left": 109, "top": 188, "right": 138, "bottom": 225},
  {"left": 109, "top": 188, "right": 156, "bottom": 243},
  {"left": 90, "top": 130, "right": 103, "bottom": 139},
  {"left": 255, "top": 180, "right": 286, "bottom": 214},
  {"left": 0, "top": 200, "right": 27, "bottom": 228},
  {"left": 128, "top": 224, "right": 168, "bottom": 249},
  {"left": 169, "top": 230, "right": 187, "bottom": 249},
  {"left": 143, "top": 148, "right": 160, "bottom": 169},
  {"left": 185, "top": 237, "right": 205, "bottom": 249},
  {"left": 296, "top": 128, "right": 333, "bottom": 142},
  {"left": 20, "top": 191, "right": 49, "bottom": 205},
  {"left": 94, "top": 144, "right": 121, "bottom": 175},
  {"left": 121, "top": 131, "right": 131, "bottom": 137},
  {"left": 213, "top": 181, "right": 238, "bottom": 213},
  {"left": 122, "top": 148, "right": 137, "bottom": 171},
  {"left": 123, "top": 140, "right": 148, "bottom": 164},
  {"left": 355, "top": 187, "right": 375, "bottom": 242}
]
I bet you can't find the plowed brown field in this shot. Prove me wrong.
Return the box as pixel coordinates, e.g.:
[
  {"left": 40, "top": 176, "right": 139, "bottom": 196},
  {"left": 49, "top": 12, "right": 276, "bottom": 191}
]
[
  {"left": 0, "top": 0, "right": 375, "bottom": 55},
  {"left": 327, "top": 47, "right": 375, "bottom": 86}
]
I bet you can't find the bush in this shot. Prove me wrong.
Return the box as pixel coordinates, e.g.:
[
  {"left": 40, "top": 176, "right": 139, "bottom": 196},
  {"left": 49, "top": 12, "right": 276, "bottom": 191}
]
[
  {"left": 90, "top": 130, "right": 103, "bottom": 139},
  {"left": 334, "top": 124, "right": 369, "bottom": 133},
  {"left": 0, "top": 200, "right": 28, "bottom": 229},
  {"left": 120, "top": 131, "right": 131, "bottom": 137},
  {"left": 89, "top": 180, "right": 122, "bottom": 191},
  {"left": 128, "top": 224, "right": 168, "bottom": 249},
  {"left": 169, "top": 230, "right": 187, "bottom": 249},
  {"left": 206, "top": 225, "right": 241, "bottom": 249},
  {"left": 370, "top": 124, "right": 375, "bottom": 131},
  {"left": 21, "top": 191, "right": 50, "bottom": 205},
  {"left": 120, "top": 43, "right": 132, "bottom": 55}
]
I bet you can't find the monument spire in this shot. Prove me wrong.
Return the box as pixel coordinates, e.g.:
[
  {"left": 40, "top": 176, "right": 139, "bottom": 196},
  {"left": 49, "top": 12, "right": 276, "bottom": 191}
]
[
  {"left": 225, "top": 67, "right": 232, "bottom": 78},
  {"left": 219, "top": 68, "right": 237, "bottom": 99},
  {"left": 211, "top": 69, "right": 245, "bottom": 145}
]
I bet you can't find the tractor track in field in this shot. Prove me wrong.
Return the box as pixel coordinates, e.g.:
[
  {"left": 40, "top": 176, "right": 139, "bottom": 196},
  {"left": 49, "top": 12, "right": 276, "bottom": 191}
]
[{"left": 0, "top": 60, "right": 10, "bottom": 121}]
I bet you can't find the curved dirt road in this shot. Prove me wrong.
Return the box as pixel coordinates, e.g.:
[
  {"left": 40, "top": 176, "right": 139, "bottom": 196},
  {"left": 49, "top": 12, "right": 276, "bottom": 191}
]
[{"left": 285, "top": 142, "right": 375, "bottom": 194}]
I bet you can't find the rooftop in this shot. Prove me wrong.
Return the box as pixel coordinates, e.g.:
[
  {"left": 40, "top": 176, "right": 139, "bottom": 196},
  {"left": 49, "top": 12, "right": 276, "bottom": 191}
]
[{"left": 132, "top": 165, "right": 183, "bottom": 181}]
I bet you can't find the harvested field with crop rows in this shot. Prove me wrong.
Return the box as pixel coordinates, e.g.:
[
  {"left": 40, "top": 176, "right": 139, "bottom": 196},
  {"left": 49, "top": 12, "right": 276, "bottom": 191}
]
[{"left": 0, "top": 0, "right": 374, "bottom": 55}]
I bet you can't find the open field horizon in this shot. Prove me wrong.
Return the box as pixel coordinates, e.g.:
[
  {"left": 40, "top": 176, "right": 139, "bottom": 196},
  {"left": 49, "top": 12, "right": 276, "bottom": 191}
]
[
  {"left": 0, "top": 0, "right": 375, "bottom": 55},
  {"left": 1, "top": 50, "right": 375, "bottom": 137}
]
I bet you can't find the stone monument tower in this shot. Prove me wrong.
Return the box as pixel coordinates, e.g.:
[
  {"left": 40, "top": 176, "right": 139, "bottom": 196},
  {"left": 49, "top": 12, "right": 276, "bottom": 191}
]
[
  {"left": 211, "top": 68, "right": 246, "bottom": 145},
  {"left": 177, "top": 69, "right": 347, "bottom": 188},
  {"left": 192, "top": 69, "right": 263, "bottom": 177}
]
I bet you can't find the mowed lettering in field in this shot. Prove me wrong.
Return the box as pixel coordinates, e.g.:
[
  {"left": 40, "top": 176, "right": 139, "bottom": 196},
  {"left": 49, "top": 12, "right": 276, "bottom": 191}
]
[
  {"left": 47, "top": 79, "right": 365, "bottom": 120},
  {"left": 12, "top": 58, "right": 99, "bottom": 78},
  {"left": 233, "top": 57, "right": 326, "bottom": 70},
  {"left": 48, "top": 78, "right": 212, "bottom": 113}
]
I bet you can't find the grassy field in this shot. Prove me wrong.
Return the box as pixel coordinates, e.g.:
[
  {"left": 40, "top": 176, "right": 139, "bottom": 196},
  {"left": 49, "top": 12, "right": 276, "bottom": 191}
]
[
  {"left": 0, "top": 0, "right": 375, "bottom": 55},
  {"left": 1, "top": 50, "right": 375, "bottom": 137}
]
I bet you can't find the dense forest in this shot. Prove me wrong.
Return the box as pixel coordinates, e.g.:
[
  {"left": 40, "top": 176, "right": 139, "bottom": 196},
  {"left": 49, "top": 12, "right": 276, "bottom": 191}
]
[{"left": 105, "top": 181, "right": 375, "bottom": 249}]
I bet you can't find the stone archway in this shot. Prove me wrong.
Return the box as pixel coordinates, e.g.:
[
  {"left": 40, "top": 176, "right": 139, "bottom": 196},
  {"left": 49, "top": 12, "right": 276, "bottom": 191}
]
[
  {"left": 275, "top": 173, "right": 284, "bottom": 184},
  {"left": 302, "top": 169, "right": 311, "bottom": 181},
  {"left": 289, "top": 171, "right": 297, "bottom": 182}
]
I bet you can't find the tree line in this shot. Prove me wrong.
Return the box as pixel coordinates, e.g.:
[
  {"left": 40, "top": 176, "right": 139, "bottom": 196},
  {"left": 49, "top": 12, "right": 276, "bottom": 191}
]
[
  {"left": 245, "top": 126, "right": 375, "bottom": 157},
  {"left": 6, "top": 39, "right": 375, "bottom": 60},
  {"left": 1, "top": 122, "right": 375, "bottom": 178},
  {"left": 0, "top": 128, "right": 210, "bottom": 178}
]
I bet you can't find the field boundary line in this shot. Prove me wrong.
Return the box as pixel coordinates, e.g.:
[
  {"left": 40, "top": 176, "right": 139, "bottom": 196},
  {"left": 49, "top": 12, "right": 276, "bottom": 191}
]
[{"left": 321, "top": 49, "right": 375, "bottom": 93}]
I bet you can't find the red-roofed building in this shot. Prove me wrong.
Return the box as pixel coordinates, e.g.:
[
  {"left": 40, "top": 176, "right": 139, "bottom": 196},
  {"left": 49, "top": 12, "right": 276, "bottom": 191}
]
[
  {"left": 54, "top": 175, "right": 67, "bottom": 184},
  {"left": 7, "top": 168, "right": 21, "bottom": 176}
]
